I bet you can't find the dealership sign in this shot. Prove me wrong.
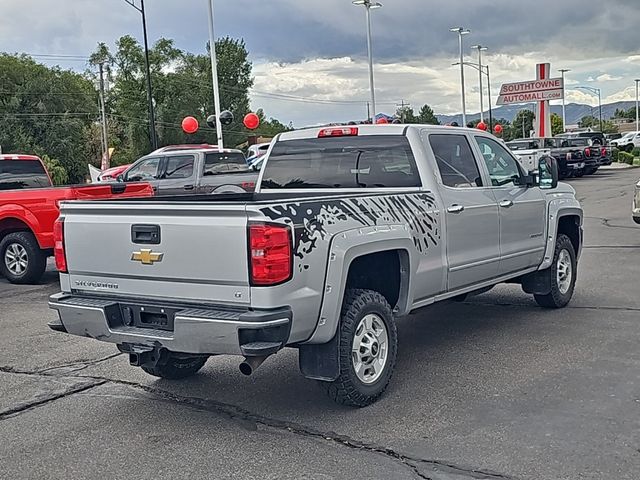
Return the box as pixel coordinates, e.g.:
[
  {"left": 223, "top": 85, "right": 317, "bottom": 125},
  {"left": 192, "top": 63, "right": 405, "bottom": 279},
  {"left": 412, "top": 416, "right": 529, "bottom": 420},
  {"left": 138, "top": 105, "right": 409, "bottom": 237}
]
[{"left": 496, "top": 77, "right": 564, "bottom": 105}]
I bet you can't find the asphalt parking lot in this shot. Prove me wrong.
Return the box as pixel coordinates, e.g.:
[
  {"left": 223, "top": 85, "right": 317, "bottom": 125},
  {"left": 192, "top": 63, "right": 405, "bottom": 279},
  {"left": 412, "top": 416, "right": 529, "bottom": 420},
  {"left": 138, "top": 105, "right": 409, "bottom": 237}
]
[{"left": 1, "top": 169, "right": 639, "bottom": 480}]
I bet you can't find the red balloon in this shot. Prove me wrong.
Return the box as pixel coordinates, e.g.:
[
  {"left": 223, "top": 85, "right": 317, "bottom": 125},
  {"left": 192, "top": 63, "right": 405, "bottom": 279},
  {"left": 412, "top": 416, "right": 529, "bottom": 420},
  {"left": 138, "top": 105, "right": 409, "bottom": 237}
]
[
  {"left": 494, "top": 124, "right": 504, "bottom": 134},
  {"left": 243, "top": 113, "right": 260, "bottom": 130},
  {"left": 376, "top": 117, "right": 389, "bottom": 124},
  {"left": 477, "top": 121, "right": 488, "bottom": 131},
  {"left": 182, "top": 116, "right": 199, "bottom": 134}
]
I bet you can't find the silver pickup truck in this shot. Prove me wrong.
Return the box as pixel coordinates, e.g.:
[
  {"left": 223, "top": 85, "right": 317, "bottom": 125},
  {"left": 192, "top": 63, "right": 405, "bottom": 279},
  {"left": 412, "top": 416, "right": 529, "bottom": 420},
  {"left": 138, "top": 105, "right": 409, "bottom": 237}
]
[{"left": 49, "top": 125, "right": 583, "bottom": 407}]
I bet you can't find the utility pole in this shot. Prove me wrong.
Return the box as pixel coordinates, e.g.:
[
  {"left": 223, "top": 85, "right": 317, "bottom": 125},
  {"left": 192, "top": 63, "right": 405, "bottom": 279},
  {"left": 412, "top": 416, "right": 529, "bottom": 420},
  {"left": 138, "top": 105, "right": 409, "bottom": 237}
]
[
  {"left": 471, "top": 45, "right": 488, "bottom": 123},
  {"left": 450, "top": 27, "right": 470, "bottom": 126},
  {"left": 206, "top": 0, "right": 224, "bottom": 151},
  {"left": 366, "top": 102, "right": 371, "bottom": 122},
  {"left": 98, "top": 62, "right": 109, "bottom": 170},
  {"left": 396, "top": 99, "right": 410, "bottom": 122},
  {"left": 123, "top": 0, "right": 158, "bottom": 150}
]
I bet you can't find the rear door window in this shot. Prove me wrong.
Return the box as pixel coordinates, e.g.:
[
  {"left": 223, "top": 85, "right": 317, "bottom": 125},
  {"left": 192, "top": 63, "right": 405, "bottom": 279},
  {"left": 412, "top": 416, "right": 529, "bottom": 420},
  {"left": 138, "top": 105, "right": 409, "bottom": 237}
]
[
  {"left": 204, "top": 152, "right": 250, "bottom": 175},
  {"left": 261, "top": 135, "right": 421, "bottom": 189},
  {"left": 164, "top": 155, "right": 195, "bottom": 179},
  {"left": 429, "top": 134, "right": 483, "bottom": 188},
  {"left": 0, "top": 159, "right": 50, "bottom": 190}
]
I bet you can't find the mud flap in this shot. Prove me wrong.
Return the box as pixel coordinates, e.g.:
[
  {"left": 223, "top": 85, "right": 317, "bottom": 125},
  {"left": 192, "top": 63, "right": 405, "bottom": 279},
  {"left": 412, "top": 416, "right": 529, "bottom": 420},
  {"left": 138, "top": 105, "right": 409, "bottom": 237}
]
[
  {"left": 521, "top": 269, "right": 552, "bottom": 295},
  {"left": 298, "top": 333, "right": 340, "bottom": 382}
]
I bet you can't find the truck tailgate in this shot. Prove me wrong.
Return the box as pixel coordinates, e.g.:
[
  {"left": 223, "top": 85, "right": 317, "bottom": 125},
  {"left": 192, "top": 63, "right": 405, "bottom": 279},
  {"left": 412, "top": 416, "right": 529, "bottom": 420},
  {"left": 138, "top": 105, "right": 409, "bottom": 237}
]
[{"left": 61, "top": 201, "right": 250, "bottom": 304}]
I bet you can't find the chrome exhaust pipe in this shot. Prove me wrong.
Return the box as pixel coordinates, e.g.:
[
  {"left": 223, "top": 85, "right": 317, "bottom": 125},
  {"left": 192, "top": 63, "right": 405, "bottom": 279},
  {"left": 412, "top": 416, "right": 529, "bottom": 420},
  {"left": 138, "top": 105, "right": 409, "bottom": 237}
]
[{"left": 239, "top": 356, "right": 269, "bottom": 376}]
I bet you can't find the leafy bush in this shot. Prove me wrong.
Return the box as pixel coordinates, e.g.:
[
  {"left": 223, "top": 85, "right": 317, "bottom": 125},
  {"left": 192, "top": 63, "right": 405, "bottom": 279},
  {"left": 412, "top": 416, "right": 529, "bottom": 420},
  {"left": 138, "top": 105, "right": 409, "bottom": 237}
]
[
  {"left": 612, "top": 148, "right": 620, "bottom": 162},
  {"left": 618, "top": 151, "right": 635, "bottom": 165},
  {"left": 632, "top": 147, "right": 640, "bottom": 157}
]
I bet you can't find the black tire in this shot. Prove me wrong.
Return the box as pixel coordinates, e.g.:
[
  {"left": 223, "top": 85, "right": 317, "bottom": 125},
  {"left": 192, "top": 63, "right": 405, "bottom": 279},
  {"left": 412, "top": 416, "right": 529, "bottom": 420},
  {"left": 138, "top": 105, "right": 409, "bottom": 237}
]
[
  {"left": 322, "top": 289, "right": 398, "bottom": 408},
  {"left": 534, "top": 234, "right": 577, "bottom": 309},
  {"left": 584, "top": 167, "right": 598, "bottom": 175},
  {"left": 574, "top": 169, "right": 585, "bottom": 178},
  {"left": 0, "top": 231, "right": 47, "bottom": 284},
  {"left": 141, "top": 353, "right": 208, "bottom": 380},
  {"left": 625, "top": 144, "right": 634, "bottom": 153}
]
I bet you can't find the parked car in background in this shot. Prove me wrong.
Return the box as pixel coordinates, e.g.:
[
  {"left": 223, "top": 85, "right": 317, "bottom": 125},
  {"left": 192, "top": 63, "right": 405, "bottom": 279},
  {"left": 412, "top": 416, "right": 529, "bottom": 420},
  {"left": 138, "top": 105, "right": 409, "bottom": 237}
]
[
  {"left": 634, "top": 178, "right": 640, "bottom": 224},
  {"left": 0, "top": 154, "right": 154, "bottom": 284},
  {"left": 507, "top": 137, "right": 600, "bottom": 178},
  {"left": 605, "top": 133, "right": 623, "bottom": 143},
  {"left": 97, "top": 164, "right": 130, "bottom": 182},
  {"left": 247, "top": 142, "right": 271, "bottom": 159},
  {"left": 611, "top": 131, "right": 640, "bottom": 152},
  {"left": 49, "top": 125, "right": 583, "bottom": 407},
  {"left": 120, "top": 145, "right": 258, "bottom": 195},
  {"left": 557, "top": 131, "right": 606, "bottom": 146}
]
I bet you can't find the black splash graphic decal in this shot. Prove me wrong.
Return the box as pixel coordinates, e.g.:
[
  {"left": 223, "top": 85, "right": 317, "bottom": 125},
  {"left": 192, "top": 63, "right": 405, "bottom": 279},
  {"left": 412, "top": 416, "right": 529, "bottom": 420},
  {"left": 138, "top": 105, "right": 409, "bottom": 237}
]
[{"left": 261, "top": 193, "right": 440, "bottom": 261}]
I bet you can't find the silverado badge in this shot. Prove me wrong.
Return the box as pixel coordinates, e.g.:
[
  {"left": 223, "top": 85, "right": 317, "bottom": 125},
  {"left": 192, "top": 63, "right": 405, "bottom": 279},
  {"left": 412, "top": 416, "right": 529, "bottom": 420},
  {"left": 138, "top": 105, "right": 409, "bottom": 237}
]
[{"left": 131, "top": 249, "right": 164, "bottom": 265}]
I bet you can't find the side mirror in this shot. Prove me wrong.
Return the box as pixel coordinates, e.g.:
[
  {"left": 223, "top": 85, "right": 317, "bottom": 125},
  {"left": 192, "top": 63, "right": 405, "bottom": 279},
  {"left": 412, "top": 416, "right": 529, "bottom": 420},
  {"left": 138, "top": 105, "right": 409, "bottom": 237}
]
[
  {"left": 116, "top": 174, "right": 124, "bottom": 182},
  {"left": 538, "top": 156, "right": 558, "bottom": 190}
]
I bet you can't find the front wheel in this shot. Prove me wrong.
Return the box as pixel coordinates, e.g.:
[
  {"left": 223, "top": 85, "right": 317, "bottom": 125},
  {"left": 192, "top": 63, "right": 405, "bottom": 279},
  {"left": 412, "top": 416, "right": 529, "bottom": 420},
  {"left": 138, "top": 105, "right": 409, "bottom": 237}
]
[
  {"left": 322, "top": 289, "right": 398, "bottom": 407},
  {"left": 0, "top": 232, "right": 47, "bottom": 284},
  {"left": 141, "top": 353, "right": 208, "bottom": 379},
  {"left": 534, "top": 234, "right": 577, "bottom": 308}
]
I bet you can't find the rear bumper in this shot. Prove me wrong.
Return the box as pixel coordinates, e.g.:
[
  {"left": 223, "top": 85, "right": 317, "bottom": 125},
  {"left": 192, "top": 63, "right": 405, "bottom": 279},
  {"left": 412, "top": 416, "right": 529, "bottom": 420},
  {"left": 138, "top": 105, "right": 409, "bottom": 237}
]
[{"left": 48, "top": 293, "right": 291, "bottom": 356}]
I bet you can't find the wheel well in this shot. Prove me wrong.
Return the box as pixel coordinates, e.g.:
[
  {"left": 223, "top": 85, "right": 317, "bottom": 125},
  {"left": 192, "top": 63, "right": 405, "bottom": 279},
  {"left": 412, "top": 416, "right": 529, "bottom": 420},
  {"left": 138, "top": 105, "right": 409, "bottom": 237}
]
[
  {"left": 345, "top": 250, "right": 407, "bottom": 312},
  {"left": 557, "top": 215, "right": 581, "bottom": 254},
  {"left": 0, "top": 218, "right": 31, "bottom": 242}
]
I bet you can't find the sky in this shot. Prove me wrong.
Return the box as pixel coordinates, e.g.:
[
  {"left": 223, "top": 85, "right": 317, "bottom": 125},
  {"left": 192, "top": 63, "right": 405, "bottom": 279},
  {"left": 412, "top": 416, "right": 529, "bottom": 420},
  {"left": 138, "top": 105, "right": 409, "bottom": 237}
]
[{"left": 1, "top": 0, "right": 639, "bottom": 127}]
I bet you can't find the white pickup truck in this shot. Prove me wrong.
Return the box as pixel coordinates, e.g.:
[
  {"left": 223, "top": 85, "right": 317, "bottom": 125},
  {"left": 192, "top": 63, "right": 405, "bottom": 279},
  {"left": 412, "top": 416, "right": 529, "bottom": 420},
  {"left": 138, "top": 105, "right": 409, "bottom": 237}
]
[{"left": 49, "top": 125, "right": 583, "bottom": 407}]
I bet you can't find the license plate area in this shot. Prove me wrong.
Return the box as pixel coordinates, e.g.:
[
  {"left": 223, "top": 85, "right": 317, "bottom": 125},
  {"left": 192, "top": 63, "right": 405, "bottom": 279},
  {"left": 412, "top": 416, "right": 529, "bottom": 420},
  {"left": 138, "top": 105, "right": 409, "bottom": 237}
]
[{"left": 117, "top": 304, "right": 179, "bottom": 332}]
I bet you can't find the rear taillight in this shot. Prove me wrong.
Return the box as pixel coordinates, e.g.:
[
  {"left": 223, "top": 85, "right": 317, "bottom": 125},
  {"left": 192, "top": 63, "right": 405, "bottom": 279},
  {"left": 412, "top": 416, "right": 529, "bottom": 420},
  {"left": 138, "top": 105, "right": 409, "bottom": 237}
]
[
  {"left": 584, "top": 147, "right": 591, "bottom": 157},
  {"left": 249, "top": 223, "right": 292, "bottom": 286},
  {"left": 241, "top": 181, "right": 256, "bottom": 190},
  {"left": 318, "top": 127, "right": 358, "bottom": 138},
  {"left": 53, "top": 218, "right": 67, "bottom": 273},
  {"left": 601, "top": 147, "right": 607, "bottom": 156}
]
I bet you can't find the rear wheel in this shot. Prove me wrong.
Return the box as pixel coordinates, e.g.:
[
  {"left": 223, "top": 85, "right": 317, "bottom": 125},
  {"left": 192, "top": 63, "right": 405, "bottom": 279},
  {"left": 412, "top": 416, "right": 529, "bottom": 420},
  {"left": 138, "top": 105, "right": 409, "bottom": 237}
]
[
  {"left": 0, "top": 232, "right": 47, "bottom": 284},
  {"left": 584, "top": 167, "right": 598, "bottom": 175},
  {"left": 141, "top": 353, "right": 208, "bottom": 380},
  {"left": 322, "top": 289, "right": 398, "bottom": 407},
  {"left": 534, "top": 234, "right": 577, "bottom": 309}
]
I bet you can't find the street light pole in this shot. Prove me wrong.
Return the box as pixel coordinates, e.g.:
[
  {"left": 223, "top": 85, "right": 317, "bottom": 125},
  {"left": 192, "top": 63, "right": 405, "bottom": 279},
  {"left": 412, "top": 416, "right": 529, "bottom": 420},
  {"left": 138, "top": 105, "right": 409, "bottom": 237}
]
[
  {"left": 576, "top": 86, "right": 603, "bottom": 132},
  {"left": 124, "top": 0, "right": 158, "bottom": 150},
  {"left": 486, "top": 65, "right": 493, "bottom": 133},
  {"left": 635, "top": 79, "right": 639, "bottom": 132},
  {"left": 471, "top": 45, "right": 487, "bottom": 123},
  {"left": 353, "top": 0, "right": 382, "bottom": 123},
  {"left": 450, "top": 27, "right": 470, "bottom": 126},
  {"left": 558, "top": 69, "right": 570, "bottom": 133},
  {"left": 206, "top": 0, "right": 224, "bottom": 151}
]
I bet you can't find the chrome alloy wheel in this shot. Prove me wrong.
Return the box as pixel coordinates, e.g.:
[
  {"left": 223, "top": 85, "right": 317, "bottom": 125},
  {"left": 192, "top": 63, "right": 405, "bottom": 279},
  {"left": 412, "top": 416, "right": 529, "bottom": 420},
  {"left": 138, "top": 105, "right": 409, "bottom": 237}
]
[
  {"left": 557, "top": 249, "right": 573, "bottom": 295},
  {"left": 351, "top": 313, "right": 389, "bottom": 384},
  {"left": 4, "top": 243, "right": 28, "bottom": 276}
]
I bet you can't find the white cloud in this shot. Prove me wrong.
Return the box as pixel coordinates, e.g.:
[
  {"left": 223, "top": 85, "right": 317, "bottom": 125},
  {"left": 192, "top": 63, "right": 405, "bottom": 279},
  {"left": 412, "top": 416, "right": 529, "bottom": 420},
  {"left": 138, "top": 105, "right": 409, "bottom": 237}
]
[
  {"left": 596, "top": 73, "right": 623, "bottom": 82},
  {"left": 604, "top": 86, "right": 638, "bottom": 103}
]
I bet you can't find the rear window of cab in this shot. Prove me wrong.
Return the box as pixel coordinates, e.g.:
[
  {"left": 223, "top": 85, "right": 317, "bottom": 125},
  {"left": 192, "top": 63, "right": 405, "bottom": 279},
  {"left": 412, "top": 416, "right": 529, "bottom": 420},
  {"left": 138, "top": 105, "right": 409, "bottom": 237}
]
[{"left": 261, "top": 135, "right": 421, "bottom": 189}]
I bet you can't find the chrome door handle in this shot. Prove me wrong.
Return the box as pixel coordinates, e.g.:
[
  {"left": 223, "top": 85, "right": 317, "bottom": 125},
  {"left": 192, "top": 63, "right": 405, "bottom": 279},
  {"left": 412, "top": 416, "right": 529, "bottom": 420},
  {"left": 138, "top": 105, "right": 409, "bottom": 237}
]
[
  {"left": 447, "top": 204, "right": 465, "bottom": 214},
  {"left": 499, "top": 200, "right": 514, "bottom": 208}
]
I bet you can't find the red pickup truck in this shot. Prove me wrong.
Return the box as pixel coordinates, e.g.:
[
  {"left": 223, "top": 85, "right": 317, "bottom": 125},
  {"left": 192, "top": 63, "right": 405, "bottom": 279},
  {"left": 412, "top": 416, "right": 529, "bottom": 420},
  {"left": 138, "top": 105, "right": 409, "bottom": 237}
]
[{"left": 0, "top": 154, "right": 153, "bottom": 284}]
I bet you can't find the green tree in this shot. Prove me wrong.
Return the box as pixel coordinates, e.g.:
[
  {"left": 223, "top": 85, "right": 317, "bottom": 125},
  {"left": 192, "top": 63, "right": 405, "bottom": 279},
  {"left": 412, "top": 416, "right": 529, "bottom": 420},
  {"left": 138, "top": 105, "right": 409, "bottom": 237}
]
[
  {"left": 395, "top": 106, "right": 418, "bottom": 123},
  {"left": 512, "top": 110, "right": 535, "bottom": 138},
  {"left": 91, "top": 36, "right": 259, "bottom": 165},
  {"left": 578, "top": 115, "right": 618, "bottom": 133},
  {"left": 41, "top": 155, "right": 68, "bottom": 185},
  {"left": 253, "top": 109, "right": 293, "bottom": 137},
  {"left": 0, "top": 54, "right": 98, "bottom": 183},
  {"left": 416, "top": 104, "right": 440, "bottom": 125},
  {"left": 551, "top": 113, "right": 564, "bottom": 136}
]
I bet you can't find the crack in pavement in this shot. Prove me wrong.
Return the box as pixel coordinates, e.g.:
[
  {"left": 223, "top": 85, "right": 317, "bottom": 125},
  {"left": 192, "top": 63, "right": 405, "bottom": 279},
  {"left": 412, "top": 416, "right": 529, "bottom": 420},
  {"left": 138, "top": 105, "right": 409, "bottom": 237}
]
[
  {"left": 584, "top": 216, "right": 639, "bottom": 231},
  {"left": 0, "top": 365, "right": 515, "bottom": 480},
  {"left": 465, "top": 302, "right": 640, "bottom": 312},
  {"left": 37, "top": 352, "right": 123, "bottom": 374},
  {"left": 583, "top": 245, "right": 640, "bottom": 249},
  {"left": 0, "top": 369, "right": 106, "bottom": 421}
]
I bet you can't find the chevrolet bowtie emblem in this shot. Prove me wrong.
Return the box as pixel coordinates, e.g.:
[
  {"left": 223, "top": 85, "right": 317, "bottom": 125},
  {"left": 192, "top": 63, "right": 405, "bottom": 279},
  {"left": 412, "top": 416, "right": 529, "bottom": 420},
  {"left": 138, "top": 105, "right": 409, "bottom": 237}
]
[{"left": 131, "top": 249, "right": 164, "bottom": 265}]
